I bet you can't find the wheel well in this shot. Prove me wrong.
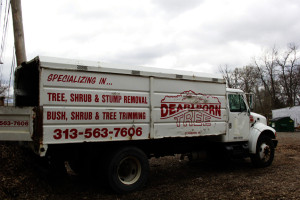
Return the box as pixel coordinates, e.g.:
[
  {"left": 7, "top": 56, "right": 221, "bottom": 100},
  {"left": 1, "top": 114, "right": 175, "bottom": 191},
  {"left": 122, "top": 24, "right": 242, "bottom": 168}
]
[{"left": 259, "top": 130, "right": 275, "bottom": 140}]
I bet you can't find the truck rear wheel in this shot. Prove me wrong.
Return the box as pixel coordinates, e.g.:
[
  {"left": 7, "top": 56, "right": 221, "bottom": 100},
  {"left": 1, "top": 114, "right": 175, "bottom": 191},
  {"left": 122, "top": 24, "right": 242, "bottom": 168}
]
[
  {"left": 106, "top": 146, "right": 149, "bottom": 193},
  {"left": 251, "top": 136, "right": 274, "bottom": 167}
]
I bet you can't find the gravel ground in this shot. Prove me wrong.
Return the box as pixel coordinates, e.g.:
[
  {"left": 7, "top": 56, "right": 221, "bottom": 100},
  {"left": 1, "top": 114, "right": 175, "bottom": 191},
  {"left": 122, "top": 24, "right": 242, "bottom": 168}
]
[{"left": 1, "top": 132, "right": 300, "bottom": 200}]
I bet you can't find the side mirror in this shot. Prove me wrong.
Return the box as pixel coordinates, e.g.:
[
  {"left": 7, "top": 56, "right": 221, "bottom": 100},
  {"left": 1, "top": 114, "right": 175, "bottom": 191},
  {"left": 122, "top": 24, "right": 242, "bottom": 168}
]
[{"left": 245, "top": 93, "right": 254, "bottom": 111}]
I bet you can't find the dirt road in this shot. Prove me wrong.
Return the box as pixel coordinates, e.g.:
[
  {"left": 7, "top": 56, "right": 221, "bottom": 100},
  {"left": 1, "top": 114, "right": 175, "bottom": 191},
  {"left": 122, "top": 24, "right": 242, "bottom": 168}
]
[{"left": 1, "top": 132, "right": 300, "bottom": 199}]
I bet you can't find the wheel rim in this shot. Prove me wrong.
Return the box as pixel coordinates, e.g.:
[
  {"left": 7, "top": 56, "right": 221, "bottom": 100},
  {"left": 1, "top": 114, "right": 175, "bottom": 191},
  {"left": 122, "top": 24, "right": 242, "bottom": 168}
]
[
  {"left": 259, "top": 143, "right": 270, "bottom": 162},
  {"left": 117, "top": 156, "right": 141, "bottom": 185}
]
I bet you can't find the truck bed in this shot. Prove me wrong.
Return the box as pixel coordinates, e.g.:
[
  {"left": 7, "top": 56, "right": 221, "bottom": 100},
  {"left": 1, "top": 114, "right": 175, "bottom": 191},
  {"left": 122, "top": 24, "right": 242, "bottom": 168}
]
[{"left": 2, "top": 56, "right": 228, "bottom": 152}]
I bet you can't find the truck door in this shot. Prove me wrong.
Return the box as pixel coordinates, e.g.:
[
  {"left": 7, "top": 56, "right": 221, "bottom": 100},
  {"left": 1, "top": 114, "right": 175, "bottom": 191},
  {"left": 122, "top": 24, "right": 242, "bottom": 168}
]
[{"left": 227, "top": 93, "right": 250, "bottom": 141}]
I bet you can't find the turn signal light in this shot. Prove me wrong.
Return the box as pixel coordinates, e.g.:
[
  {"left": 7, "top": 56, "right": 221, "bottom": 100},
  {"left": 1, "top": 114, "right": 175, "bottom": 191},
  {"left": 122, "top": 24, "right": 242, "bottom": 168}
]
[{"left": 250, "top": 115, "right": 254, "bottom": 123}]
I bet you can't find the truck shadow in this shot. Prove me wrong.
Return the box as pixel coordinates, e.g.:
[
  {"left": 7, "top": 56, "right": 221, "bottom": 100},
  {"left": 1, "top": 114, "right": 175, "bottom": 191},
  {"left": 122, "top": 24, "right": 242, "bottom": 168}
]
[
  {"left": 40, "top": 156, "right": 255, "bottom": 195},
  {"left": 148, "top": 156, "right": 254, "bottom": 187}
]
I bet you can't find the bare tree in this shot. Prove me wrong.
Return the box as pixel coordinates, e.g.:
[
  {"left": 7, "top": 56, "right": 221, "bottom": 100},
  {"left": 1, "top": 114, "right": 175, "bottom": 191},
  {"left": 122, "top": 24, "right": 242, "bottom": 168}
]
[
  {"left": 296, "top": 65, "right": 300, "bottom": 105},
  {"left": 219, "top": 65, "right": 241, "bottom": 89},
  {"left": 220, "top": 65, "right": 259, "bottom": 93},
  {"left": 276, "top": 43, "right": 300, "bottom": 107},
  {"left": 253, "top": 46, "right": 283, "bottom": 109},
  {"left": 0, "top": 66, "right": 8, "bottom": 106},
  {"left": 219, "top": 65, "right": 234, "bottom": 88},
  {"left": 0, "top": 67, "right": 8, "bottom": 96},
  {"left": 238, "top": 66, "right": 258, "bottom": 93},
  {"left": 220, "top": 43, "right": 300, "bottom": 118}
]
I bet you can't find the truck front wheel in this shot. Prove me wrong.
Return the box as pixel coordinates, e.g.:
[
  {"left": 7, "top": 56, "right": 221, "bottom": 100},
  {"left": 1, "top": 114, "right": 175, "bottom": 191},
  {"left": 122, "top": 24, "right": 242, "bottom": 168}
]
[
  {"left": 106, "top": 147, "right": 149, "bottom": 193},
  {"left": 251, "top": 136, "right": 274, "bottom": 167}
]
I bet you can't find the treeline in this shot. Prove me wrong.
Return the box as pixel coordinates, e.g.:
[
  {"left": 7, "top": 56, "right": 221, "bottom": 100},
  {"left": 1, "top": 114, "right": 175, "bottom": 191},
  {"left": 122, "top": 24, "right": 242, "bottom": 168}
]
[{"left": 220, "top": 43, "right": 300, "bottom": 119}]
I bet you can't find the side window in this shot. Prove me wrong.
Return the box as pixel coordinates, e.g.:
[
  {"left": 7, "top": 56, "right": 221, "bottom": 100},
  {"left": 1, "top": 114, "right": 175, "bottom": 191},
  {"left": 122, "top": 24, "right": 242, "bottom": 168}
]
[{"left": 228, "top": 94, "right": 247, "bottom": 112}]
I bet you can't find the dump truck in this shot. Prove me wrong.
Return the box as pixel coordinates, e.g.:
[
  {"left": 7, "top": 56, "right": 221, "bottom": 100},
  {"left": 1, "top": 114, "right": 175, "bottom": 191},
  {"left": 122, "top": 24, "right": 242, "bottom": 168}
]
[{"left": 0, "top": 56, "right": 277, "bottom": 193}]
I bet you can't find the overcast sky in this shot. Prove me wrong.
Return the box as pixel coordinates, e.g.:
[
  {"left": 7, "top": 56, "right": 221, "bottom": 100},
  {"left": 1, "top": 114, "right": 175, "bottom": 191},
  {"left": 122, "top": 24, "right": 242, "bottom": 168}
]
[{"left": 1, "top": 0, "right": 300, "bottom": 78}]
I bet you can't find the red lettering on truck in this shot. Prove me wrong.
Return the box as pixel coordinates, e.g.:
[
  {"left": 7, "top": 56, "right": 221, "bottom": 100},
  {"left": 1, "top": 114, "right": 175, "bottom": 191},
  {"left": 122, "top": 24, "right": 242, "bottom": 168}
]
[
  {"left": 160, "top": 90, "right": 221, "bottom": 127},
  {"left": 119, "top": 112, "right": 146, "bottom": 120},
  {"left": 123, "top": 96, "right": 148, "bottom": 104},
  {"left": 70, "top": 93, "right": 92, "bottom": 102},
  {"left": 52, "top": 127, "right": 143, "bottom": 140},
  {"left": 71, "top": 112, "right": 93, "bottom": 120},
  {"left": 47, "top": 111, "right": 66, "bottom": 120},
  {"left": 0, "top": 120, "right": 29, "bottom": 127},
  {"left": 102, "top": 112, "right": 117, "bottom": 120},
  {"left": 102, "top": 95, "right": 122, "bottom": 103},
  {"left": 47, "top": 74, "right": 96, "bottom": 84},
  {"left": 48, "top": 92, "right": 66, "bottom": 102}
]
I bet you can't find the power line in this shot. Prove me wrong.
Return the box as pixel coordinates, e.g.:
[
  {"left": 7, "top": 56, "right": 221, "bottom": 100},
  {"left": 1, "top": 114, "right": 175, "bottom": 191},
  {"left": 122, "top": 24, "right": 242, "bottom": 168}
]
[
  {"left": 0, "top": 0, "right": 10, "bottom": 63},
  {"left": 1, "top": 0, "right": 10, "bottom": 58},
  {"left": 0, "top": 0, "right": 3, "bottom": 64},
  {"left": 0, "top": 0, "right": 3, "bottom": 28}
]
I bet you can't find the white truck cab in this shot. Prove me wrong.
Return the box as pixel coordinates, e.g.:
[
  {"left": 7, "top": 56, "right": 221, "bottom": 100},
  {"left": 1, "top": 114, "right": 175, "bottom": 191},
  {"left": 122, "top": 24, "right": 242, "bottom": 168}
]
[
  {"left": 226, "top": 88, "right": 251, "bottom": 142},
  {"left": 225, "top": 88, "right": 277, "bottom": 167}
]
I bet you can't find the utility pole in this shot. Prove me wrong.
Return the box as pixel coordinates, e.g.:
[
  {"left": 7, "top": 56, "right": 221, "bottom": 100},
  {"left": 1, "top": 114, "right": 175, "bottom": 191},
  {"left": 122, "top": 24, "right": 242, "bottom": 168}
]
[{"left": 11, "top": 0, "right": 26, "bottom": 66}]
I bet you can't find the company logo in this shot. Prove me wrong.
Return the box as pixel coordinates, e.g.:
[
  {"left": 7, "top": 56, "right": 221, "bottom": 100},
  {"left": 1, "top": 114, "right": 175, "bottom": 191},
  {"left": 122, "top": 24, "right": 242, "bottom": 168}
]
[{"left": 160, "top": 90, "right": 222, "bottom": 127}]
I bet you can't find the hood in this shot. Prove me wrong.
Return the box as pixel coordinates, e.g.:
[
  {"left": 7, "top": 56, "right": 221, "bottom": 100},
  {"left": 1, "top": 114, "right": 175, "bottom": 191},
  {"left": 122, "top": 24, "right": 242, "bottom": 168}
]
[{"left": 250, "top": 112, "right": 267, "bottom": 125}]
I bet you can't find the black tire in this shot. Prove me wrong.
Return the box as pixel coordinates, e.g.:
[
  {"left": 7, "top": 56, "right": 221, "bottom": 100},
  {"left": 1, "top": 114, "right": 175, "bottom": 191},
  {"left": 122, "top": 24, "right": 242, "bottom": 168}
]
[
  {"left": 251, "top": 136, "right": 275, "bottom": 167},
  {"left": 106, "top": 146, "right": 149, "bottom": 193}
]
